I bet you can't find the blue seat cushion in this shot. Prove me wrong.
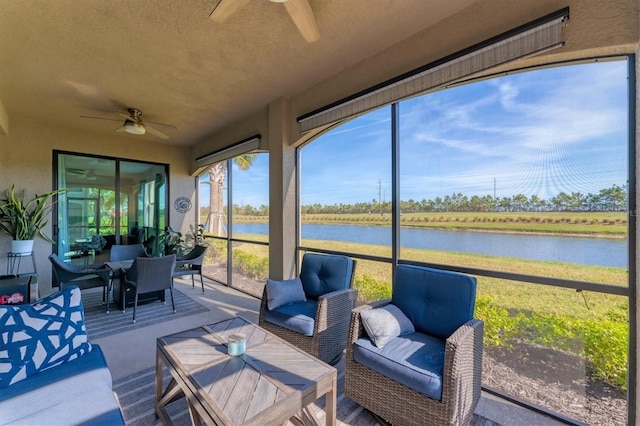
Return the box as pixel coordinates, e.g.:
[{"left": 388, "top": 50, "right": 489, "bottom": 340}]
[
  {"left": 392, "top": 265, "right": 476, "bottom": 339},
  {"left": 353, "top": 331, "right": 445, "bottom": 400},
  {"left": 263, "top": 300, "right": 318, "bottom": 336},
  {"left": 300, "top": 253, "right": 354, "bottom": 299},
  {"left": 0, "top": 344, "right": 109, "bottom": 401}
]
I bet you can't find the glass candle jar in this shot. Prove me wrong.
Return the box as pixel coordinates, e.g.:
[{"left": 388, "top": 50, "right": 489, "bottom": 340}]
[{"left": 228, "top": 334, "right": 246, "bottom": 356}]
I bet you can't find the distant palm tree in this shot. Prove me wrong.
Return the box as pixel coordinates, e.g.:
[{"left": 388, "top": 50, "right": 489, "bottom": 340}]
[{"left": 206, "top": 154, "right": 256, "bottom": 235}]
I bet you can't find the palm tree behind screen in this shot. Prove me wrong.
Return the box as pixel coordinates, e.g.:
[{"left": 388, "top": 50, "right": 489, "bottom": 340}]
[{"left": 206, "top": 154, "right": 256, "bottom": 235}]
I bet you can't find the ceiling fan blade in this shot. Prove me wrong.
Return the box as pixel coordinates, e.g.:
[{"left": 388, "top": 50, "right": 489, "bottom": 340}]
[
  {"left": 115, "top": 111, "right": 138, "bottom": 123},
  {"left": 145, "top": 125, "right": 170, "bottom": 140},
  {"left": 80, "top": 115, "right": 121, "bottom": 123},
  {"left": 209, "top": 0, "right": 252, "bottom": 23},
  {"left": 283, "top": 0, "right": 319, "bottom": 43},
  {"left": 142, "top": 119, "right": 177, "bottom": 129}
]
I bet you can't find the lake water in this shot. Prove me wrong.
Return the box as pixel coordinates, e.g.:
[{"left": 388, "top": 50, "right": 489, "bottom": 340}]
[{"left": 232, "top": 223, "right": 628, "bottom": 268}]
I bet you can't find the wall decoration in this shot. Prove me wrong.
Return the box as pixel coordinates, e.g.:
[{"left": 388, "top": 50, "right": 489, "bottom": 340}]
[{"left": 174, "top": 196, "right": 192, "bottom": 213}]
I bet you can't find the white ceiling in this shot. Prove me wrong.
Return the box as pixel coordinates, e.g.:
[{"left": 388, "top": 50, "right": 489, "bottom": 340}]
[{"left": 0, "top": 0, "right": 478, "bottom": 147}]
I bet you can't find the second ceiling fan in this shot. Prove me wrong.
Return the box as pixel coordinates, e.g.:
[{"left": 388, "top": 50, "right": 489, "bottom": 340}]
[{"left": 210, "top": 0, "right": 320, "bottom": 43}]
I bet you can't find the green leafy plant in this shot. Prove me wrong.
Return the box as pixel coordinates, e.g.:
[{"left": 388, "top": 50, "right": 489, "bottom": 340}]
[
  {"left": 0, "top": 185, "right": 65, "bottom": 243},
  {"left": 160, "top": 224, "right": 208, "bottom": 256}
]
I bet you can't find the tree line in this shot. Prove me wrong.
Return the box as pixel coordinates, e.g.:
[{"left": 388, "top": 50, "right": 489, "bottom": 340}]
[{"left": 215, "top": 184, "right": 628, "bottom": 217}]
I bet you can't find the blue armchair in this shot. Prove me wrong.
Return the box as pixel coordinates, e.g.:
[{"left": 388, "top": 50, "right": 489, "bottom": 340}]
[
  {"left": 345, "top": 265, "right": 483, "bottom": 426},
  {"left": 259, "top": 253, "right": 357, "bottom": 364}
]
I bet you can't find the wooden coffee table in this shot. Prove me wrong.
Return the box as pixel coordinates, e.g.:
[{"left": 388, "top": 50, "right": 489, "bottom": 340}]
[{"left": 156, "top": 317, "right": 337, "bottom": 425}]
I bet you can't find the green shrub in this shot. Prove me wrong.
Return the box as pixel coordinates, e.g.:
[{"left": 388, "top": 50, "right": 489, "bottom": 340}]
[
  {"left": 231, "top": 249, "right": 269, "bottom": 280},
  {"left": 205, "top": 240, "right": 227, "bottom": 263},
  {"left": 354, "top": 273, "right": 391, "bottom": 304}
]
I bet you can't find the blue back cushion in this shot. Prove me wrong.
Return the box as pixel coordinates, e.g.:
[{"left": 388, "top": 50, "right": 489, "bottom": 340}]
[
  {"left": 392, "top": 265, "right": 476, "bottom": 339},
  {"left": 300, "top": 253, "right": 354, "bottom": 299}
]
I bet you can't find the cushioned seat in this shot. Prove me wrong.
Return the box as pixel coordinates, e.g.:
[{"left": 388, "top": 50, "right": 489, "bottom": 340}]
[
  {"left": 263, "top": 299, "right": 318, "bottom": 336},
  {"left": 0, "top": 345, "right": 124, "bottom": 425},
  {"left": 353, "top": 332, "right": 446, "bottom": 400}
]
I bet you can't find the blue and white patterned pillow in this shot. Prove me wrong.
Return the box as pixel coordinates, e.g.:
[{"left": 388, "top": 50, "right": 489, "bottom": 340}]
[{"left": 0, "top": 285, "right": 92, "bottom": 388}]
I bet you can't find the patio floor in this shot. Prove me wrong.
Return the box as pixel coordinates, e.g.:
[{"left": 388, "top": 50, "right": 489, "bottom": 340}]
[{"left": 94, "top": 277, "right": 565, "bottom": 425}]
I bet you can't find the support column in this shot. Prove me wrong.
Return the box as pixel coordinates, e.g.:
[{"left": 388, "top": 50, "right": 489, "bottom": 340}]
[{"left": 268, "top": 98, "right": 297, "bottom": 280}]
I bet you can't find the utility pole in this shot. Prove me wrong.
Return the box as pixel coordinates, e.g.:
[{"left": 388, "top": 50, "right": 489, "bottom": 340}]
[
  {"left": 493, "top": 178, "right": 496, "bottom": 211},
  {"left": 379, "top": 179, "right": 382, "bottom": 216}
]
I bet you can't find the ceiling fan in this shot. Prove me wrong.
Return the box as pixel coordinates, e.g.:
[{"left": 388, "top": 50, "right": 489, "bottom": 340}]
[
  {"left": 65, "top": 168, "right": 97, "bottom": 181},
  {"left": 80, "top": 108, "right": 176, "bottom": 140},
  {"left": 210, "top": 0, "right": 320, "bottom": 43}
]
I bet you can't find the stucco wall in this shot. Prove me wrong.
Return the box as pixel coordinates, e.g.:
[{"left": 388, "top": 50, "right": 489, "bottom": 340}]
[{"left": 0, "top": 115, "right": 194, "bottom": 296}]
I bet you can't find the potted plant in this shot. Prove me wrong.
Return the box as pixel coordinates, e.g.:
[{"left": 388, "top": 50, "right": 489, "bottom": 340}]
[
  {"left": 160, "top": 224, "right": 208, "bottom": 256},
  {"left": 0, "top": 185, "right": 65, "bottom": 254}
]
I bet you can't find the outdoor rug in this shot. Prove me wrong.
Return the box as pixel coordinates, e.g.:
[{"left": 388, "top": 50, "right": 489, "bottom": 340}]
[{"left": 82, "top": 288, "right": 209, "bottom": 340}]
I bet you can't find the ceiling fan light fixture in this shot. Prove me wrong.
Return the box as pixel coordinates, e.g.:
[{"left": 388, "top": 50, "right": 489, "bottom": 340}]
[{"left": 123, "top": 121, "right": 145, "bottom": 135}]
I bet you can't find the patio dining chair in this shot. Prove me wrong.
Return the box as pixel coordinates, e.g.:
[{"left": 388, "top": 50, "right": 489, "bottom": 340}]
[
  {"left": 173, "top": 245, "right": 208, "bottom": 293},
  {"left": 109, "top": 244, "right": 149, "bottom": 262},
  {"left": 120, "top": 255, "right": 177, "bottom": 323},
  {"left": 345, "top": 264, "right": 484, "bottom": 426},
  {"left": 259, "top": 252, "right": 357, "bottom": 364},
  {"left": 49, "top": 253, "right": 111, "bottom": 313}
]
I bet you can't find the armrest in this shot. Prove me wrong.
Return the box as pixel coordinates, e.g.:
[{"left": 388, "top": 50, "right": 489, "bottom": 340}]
[
  {"left": 55, "top": 265, "right": 109, "bottom": 285},
  {"left": 91, "top": 268, "right": 111, "bottom": 284},
  {"left": 175, "top": 259, "right": 194, "bottom": 269},
  {"left": 314, "top": 288, "right": 359, "bottom": 334},
  {"left": 348, "top": 299, "right": 391, "bottom": 344},
  {"left": 442, "top": 318, "right": 484, "bottom": 406},
  {"left": 83, "top": 262, "right": 106, "bottom": 271},
  {"left": 258, "top": 287, "right": 269, "bottom": 324}
]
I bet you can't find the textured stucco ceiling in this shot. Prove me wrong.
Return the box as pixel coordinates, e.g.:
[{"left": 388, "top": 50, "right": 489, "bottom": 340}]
[{"left": 0, "top": 0, "right": 478, "bottom": 147}]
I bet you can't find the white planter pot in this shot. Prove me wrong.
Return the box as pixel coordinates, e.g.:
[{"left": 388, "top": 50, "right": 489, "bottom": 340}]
[{"left": 11, "top": 239, "right": 34, "bottom": 254}]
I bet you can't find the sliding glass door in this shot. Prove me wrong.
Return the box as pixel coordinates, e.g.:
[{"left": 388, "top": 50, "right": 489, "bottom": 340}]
[{"left": 54, "top": 152, "right": 168, "bottom": 264}]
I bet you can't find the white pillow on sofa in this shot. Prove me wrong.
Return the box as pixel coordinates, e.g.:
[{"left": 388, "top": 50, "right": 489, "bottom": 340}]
[{"left": 360, "top": 303, "right": 415, "bottom": 348}]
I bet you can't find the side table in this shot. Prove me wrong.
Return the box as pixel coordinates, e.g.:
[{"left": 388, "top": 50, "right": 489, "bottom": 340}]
[{"left": 0, "top": 275, "right": 34, "bottom": 305}]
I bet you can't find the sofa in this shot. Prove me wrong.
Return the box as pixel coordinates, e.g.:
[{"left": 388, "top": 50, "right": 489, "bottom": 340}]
[{"left": 0, "top": 285, "right": 125, "bottom": 425}]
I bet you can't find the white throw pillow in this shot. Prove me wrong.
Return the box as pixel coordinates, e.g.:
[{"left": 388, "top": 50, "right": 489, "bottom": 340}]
[{"left": 360, "top": 304, "right": 415, "bottom": 348}]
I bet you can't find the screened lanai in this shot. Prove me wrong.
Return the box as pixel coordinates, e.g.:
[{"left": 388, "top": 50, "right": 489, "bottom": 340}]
[{"left": 0, "top": 1, "right": 638, "bottom": 424}]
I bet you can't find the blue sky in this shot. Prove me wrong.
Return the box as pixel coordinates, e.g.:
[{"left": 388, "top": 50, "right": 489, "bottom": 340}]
[{"left": 207, "top": 59, "right": 629, "bottom": 208}]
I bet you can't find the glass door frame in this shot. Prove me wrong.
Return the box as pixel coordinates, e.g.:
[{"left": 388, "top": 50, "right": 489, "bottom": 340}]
[{"left": 52, "top": 150, "right": 170, "bottom": 256}]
